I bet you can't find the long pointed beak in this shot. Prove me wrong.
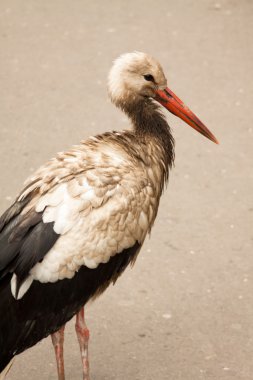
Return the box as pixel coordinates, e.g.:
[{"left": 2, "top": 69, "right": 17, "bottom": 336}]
[{"left": 155, "top": 87, "right": 219, "bottom": 144}]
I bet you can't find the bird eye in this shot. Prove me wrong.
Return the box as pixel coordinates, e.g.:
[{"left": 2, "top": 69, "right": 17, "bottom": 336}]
[{"left": 143, "top": 74, "right": 155, "bottom": 82}]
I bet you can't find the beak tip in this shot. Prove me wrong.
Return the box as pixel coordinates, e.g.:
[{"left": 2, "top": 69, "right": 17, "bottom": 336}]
[{"left": 211, "top": 135, "right": 219, "bottom": 145}]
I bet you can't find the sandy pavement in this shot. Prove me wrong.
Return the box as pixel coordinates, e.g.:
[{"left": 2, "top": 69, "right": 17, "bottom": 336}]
[{"left": 0, "top": 1, "right": 252, "bottom": 379}]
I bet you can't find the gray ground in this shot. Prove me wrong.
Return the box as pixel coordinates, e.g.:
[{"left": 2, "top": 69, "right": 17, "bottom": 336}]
[{"left": 0, "top": 0, "right": 252, "bottom": 379}]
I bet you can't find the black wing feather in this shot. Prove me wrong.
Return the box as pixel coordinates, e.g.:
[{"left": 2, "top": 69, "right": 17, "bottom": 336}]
[
  {"left": 15, "top": 221, "right": 58, "bottom": 282},
  {"left": 0, "top": 196, "right": 32, "bottom": 233},
  {"left": 0, "top": 199, "right": 59, "bottom": 292}
]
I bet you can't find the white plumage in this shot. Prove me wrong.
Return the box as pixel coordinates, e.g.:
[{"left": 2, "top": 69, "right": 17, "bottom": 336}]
[{"left": 11, "top": 131, "right": 161, "bottom": 298}]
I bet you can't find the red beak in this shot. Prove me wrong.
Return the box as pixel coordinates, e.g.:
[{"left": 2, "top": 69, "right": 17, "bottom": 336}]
[{"left": 155, "top": 87, "right": 219, "bottom": 144}]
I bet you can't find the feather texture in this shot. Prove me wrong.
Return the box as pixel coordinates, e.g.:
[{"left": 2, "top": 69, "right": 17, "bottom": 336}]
[{"left": 0, "top": 130, "right": 169, "bottom": 297}]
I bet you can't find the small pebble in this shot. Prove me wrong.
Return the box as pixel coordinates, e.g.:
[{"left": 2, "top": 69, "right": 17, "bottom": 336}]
[{"left": 162, "top": 313, "right": 172, "bottom": 319}]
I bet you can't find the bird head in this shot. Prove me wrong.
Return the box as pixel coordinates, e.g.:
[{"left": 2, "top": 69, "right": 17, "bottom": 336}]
[{"left": 108, "top": 51, "right": 218, "bottom": 144}]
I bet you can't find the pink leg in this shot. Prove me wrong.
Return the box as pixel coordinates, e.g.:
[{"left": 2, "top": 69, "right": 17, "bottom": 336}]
[
  {"left": 75, "top": 307, "right": 90, "bottom": 380},
  {"left": 51, "top": 325, "right": 66, "bottom": 380}
]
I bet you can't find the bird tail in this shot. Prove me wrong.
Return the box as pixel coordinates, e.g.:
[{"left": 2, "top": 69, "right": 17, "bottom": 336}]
[{"left": 0, "top": 359, "right": 14, "bottom": 379}]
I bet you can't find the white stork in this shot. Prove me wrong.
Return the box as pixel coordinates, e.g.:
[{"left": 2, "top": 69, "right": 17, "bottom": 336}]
[{"left": 0, "top": 52, "right": 218, "bottom": 380}]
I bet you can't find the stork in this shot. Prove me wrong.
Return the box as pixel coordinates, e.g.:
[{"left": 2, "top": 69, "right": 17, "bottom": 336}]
[{"left": 0, "top": 52, "right": 218, "bottom": 380}]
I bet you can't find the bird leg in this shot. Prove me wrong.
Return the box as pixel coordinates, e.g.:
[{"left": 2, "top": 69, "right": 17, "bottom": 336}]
[
  {"left": 75, "top": 307, "right": 90, "bottom": 380},
  {"left": 51, "top": 325, "right": 66, "bottom": 380}
]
